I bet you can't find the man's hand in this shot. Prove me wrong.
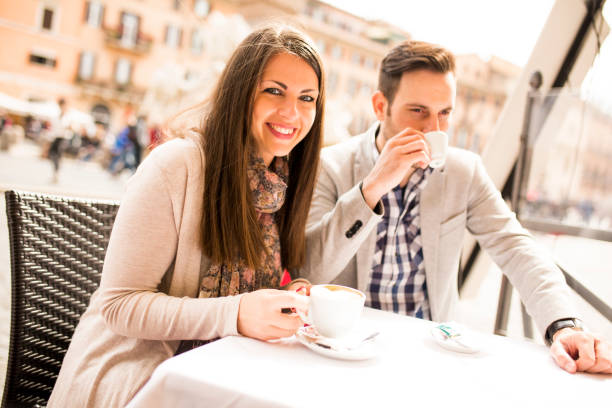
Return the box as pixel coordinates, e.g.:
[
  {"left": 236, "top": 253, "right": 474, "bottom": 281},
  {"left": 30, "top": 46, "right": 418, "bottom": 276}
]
[
  {"left": 361, "top": 128, "right": 430, "bottom": 209},
  {"left": 550, "top": 328, "right": 612, "bottom": 374}
]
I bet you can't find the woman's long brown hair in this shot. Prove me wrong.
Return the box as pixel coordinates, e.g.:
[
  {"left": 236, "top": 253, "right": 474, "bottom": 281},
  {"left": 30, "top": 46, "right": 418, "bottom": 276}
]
[{"left": 200, "top": 24, "right": 325, "bottom": 271}]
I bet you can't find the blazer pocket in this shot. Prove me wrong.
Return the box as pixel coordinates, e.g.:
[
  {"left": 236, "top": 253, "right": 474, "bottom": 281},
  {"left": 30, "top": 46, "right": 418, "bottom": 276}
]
[{"left": 440, "top": 211, "right": 467, "bottom": 236}]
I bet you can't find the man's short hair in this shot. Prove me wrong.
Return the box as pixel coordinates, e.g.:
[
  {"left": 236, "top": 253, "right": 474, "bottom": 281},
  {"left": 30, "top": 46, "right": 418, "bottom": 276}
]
[{"left": 378, "top": 41, "right": 456, "bottom": 105}]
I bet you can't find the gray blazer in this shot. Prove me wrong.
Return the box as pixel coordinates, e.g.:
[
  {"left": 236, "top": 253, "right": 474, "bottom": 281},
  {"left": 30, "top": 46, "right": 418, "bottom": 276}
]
[{"left": 301, "top": 123, "right": 576, "bottom": 335}]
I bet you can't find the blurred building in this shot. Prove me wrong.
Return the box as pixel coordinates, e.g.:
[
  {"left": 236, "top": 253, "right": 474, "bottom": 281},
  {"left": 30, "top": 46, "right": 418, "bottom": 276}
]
[
  {"left": 226, "top": 0, "right": 411, "bottom": 140},
  {"left": 451, "top": 54, "right": 521, "bottom": 153},
  {"left": 525, "top": 94, "right": 612, "bottom": 226},
  {"left": 0, "top": 0, "right": 408, "bottom": 138},
  {"left": 0, "top": 0, "right": 234, "bottom": 130},
  {"left": 0, "top": 0, "right": 521, "bottom": 148}
]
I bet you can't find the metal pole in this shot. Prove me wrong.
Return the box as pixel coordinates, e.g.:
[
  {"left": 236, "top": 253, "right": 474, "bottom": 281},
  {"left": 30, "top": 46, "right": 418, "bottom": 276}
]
[{"left": 494, "top": 71, "right": 542, "bottom": 337}]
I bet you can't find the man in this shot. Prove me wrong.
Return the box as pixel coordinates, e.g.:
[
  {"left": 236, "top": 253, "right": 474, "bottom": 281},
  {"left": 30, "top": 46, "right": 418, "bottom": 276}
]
[{"left": 302, "top": 41, "right": 611, "bottom": 374}]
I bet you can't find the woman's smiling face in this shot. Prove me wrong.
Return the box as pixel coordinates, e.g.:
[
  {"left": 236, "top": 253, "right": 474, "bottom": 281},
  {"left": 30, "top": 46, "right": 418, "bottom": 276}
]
[{"left": 251, "top": 52, "right": 319, "bottom": 166}]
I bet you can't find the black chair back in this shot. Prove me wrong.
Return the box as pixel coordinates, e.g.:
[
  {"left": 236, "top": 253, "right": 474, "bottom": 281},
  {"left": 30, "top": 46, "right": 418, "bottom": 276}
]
[{"left": 2, "top": 190, "right": 119, "bottom": 408}]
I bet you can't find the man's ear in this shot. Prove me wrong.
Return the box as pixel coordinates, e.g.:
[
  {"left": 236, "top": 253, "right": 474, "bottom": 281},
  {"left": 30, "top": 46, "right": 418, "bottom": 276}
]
[{"left": 372, "top": 91, "right": 388, "bottom": 122}]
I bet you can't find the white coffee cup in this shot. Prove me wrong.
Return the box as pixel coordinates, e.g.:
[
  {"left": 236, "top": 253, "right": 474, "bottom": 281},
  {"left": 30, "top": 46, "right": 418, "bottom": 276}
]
[
  {"left": 298, "top": 284, "right": 365, "bottom": 338},
  {"left": 424, "top": 131, "right": 448, "bottom": 168}
]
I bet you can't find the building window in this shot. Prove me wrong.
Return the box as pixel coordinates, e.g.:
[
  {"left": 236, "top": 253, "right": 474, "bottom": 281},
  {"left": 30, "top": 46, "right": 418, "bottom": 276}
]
[
  {"left": 194, "top": 0, "right": 210, "bottom": 18},
  {"left": 115, "top": 58, "right": 132, "bottom": 85},
  {"left": 29, "top": 51, "right": 56, "bottom": 68},
  {"left": 78, "top": 51, "right": 95, "bottom": 80},
  {"left": 364, "top": 57, "right": 375, "bottom": 70},
  {"left": 316, "top": 39, "right": 326, "bottom": 55},
  {"left": 40, "top": 6, "right": 55, "bottom": 31},
  {"left": 173, "top": 0, "right": 181, "bottom": 10},
  {"left": 330, "top": 45, "right": 342, "bottom": 60},
  {"left": 190, "top": 29, "right": 204, "bottom": 54},
  {"left": 347, "top": 78, "right": 359, "bottom": 97},
  {"left": 327, "top": 71, "right": 338, "bottom": 93},
  {"left": 465, "top": 90, "right": 473, "bottom": 105},
  {"left": 312, "top": 8, "right": 325, "bottom": 22},
  {"left": 457, "top": 128, "right": 468, "bottom": 148},
  {"left": 360, "top": 83, "right": 373, "bottom": 96},
  {"left": 351, "top": 52, "right": 361, "bottom": 66},
  {"left": 120, "top": 12, "right": 140, "bottom": 48},
  {"left": 85, "top": 1, "right": 104, "bottom": 27},
  {"left": 471, "top": 132, "right": 481, "bottom": 152},
  {"left": 165, "top": 25, "right": 182, "bottom": 48}
]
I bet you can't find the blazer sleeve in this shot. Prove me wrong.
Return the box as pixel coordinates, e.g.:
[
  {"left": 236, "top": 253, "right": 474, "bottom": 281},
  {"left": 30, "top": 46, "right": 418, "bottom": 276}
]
[
  {"left": 300, "top": 153, "right": 382, "bottom": 284},
  {"left": 466, "top": 155, "right": 577, "bottom": 335},
  {"left": 97, "top": 148, "right": 242, "bottom": 341}
]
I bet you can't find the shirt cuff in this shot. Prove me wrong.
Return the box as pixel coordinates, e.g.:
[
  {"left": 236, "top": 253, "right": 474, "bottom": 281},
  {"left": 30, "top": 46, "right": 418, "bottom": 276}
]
[{"left": 359, "top": 181, "right": 383, "bottom": 215}]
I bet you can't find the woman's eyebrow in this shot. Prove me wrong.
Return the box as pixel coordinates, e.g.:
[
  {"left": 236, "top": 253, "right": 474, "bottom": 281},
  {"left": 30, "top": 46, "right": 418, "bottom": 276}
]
[
  {"left": 262, "top": 79, "right": 317, "bottom": 94},
  {"left": 265, "top": 80, "right": 287, "bottom": 90}
]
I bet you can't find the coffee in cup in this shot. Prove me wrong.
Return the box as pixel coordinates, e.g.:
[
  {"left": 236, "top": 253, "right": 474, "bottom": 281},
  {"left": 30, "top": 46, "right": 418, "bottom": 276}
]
[
  {"left": 424, "top": 131, "right": 448, "bottom": 168},
  {"left": 299, "top": 284, "right": 365, "bottom": 338}
]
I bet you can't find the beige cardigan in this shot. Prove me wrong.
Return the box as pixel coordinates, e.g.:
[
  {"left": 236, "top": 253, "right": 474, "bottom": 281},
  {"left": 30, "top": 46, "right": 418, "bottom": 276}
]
[{"left": 48, "top": 137, "right": 243, "bottom": 407}]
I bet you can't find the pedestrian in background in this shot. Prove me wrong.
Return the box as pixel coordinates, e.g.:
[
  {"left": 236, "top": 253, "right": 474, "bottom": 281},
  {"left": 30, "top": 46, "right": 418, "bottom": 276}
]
[{"left": 47, "top": 98, "right": 69, "bottom": 183}]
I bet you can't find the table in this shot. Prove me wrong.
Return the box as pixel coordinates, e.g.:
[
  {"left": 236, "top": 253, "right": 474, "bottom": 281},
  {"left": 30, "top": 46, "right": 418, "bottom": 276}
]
[{"left": 127, "top": 308, "right": 610, "bottom": 407}]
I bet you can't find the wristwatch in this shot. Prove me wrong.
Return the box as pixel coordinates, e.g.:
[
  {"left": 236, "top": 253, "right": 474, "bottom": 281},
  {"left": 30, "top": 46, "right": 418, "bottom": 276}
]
[{"left": 545, "top": 318, "right": 583, "bottom": 346}]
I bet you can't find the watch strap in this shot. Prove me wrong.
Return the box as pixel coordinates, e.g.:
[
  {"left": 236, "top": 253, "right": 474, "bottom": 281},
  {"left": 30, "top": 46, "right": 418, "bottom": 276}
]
[{"left": 545, "top": 318, "right": 583, "bottom": 346}]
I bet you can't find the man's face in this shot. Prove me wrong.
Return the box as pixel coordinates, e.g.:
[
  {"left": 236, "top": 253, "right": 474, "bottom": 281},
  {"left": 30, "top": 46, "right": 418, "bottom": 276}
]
[{"left": 375, "top": 69, "right": 456, "bottom": 143}]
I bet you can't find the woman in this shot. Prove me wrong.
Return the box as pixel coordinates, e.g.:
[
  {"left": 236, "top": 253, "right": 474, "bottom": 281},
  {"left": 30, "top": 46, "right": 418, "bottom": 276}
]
[{"left": 48, "top": 24, "right": 325, "bottom": 407}]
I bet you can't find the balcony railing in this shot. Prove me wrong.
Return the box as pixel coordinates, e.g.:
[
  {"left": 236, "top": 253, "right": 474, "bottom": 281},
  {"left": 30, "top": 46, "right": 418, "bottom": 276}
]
[
  {"left": 75, "top": 78, "right": 144, "bottom": 104},
  {"left": 103, "top": 26, "right": 153, "bottom": 54}
]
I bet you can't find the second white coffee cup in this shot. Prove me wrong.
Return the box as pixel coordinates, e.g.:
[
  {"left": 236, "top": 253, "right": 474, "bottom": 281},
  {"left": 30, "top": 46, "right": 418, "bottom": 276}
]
[
  {"left": 298, "top": 284, "right": 366, "bottom": 338},
  {"left": 424, "top": 130, "right": 449, "bottom": 168}
]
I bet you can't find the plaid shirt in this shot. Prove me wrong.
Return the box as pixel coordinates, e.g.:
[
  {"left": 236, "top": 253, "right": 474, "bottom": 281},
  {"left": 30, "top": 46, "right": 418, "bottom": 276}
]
[{"left": 367, "top": 164, "right": 433, "bottom": 319}]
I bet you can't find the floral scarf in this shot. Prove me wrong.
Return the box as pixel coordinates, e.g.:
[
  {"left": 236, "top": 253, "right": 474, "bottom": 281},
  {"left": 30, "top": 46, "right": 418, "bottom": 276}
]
[
  {"left": 176, "top": 155, "right": 288, "bottom": 355},
  {"left": 198, "top": 154, "right": 288, "bottom": 298}
]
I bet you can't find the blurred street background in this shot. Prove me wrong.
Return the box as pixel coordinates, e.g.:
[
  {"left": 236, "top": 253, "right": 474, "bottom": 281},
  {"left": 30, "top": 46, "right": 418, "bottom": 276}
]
[{"left": 1, "top": 0, "right": 611, "bottom": 393}]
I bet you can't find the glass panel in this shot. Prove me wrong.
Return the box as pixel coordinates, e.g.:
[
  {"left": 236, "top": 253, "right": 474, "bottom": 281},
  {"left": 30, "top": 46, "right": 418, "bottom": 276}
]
[
  {"left": 523, "top": 90, "right": 612, "bottom": 230},
  {"left": 521, "top": 2, "right": 612, "bottom": 310}
]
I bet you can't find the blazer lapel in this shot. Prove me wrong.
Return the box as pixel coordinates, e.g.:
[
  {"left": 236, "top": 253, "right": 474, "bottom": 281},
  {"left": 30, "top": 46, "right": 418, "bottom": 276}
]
[{"left": 420, "top": 166, "right": 446, "bottom": 320}]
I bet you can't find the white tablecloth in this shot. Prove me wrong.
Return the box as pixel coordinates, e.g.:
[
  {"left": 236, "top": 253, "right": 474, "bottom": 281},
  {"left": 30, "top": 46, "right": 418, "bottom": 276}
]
[{"left": 127, "top": 308, "right": 610, "bottom": 407}]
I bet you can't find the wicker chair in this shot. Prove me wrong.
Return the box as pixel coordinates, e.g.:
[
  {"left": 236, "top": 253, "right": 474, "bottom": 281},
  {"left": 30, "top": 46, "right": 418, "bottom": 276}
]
[{"left": 2, "top": 190, "right": 119, "bottom": 408}]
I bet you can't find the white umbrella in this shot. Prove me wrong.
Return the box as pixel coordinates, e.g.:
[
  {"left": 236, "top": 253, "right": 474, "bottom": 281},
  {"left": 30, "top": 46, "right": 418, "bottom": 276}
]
[{"left": 0, "top": 92, "right": 31, "bottom": 116}]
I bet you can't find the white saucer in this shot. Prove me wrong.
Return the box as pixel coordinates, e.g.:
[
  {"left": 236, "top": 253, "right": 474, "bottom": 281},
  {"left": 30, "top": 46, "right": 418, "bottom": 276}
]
[
  {"left": 296, "top": 326, "right": 380, "bottom": 361},
  {"left": 430, "top": 322, "right": 481, "bottom": 354}
]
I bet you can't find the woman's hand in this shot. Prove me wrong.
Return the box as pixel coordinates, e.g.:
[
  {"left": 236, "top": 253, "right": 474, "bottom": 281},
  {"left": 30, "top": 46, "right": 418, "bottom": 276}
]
[
  {"left": 237, "top": 289, "right": 309, "bottom": 341},
  {"left": 285, "top": 281, "right": 311, "bottom": 296}
]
